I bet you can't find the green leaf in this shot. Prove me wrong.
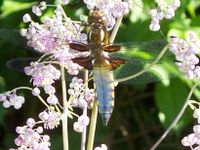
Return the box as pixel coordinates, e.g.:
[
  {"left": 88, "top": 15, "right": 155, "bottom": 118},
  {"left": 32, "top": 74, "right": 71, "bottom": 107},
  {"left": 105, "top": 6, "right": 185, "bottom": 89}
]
[
  {"left": 154, "top": 78, "right": 192, "bottom": 134},
  {"left": 0, "top": 0, "right": 35, "bottom": 19},
  {"left": 0, "top": 76, "right": 7, "bottom": 126},
  {"left": 0, "top": 75, "right": 6, "bottom": 92}
]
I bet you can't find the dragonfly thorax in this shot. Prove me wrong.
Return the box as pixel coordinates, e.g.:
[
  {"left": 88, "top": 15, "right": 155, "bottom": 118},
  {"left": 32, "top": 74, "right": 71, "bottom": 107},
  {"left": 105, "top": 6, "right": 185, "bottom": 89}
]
[{"left": 88, "top": 27, "right": 109, "bottom": 45}]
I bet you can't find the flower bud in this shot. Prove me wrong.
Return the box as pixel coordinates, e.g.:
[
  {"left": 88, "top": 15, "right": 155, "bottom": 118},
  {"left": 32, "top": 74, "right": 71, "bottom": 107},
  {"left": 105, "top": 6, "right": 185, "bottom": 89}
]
[{"left": 23, "top": 14, "right": 32, "bottom": 23}]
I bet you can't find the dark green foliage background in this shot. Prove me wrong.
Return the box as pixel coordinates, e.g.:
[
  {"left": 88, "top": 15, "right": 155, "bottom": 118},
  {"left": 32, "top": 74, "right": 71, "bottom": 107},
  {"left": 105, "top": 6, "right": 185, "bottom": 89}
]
[{"left": 0, "top": 0, "right": 200, "bottom": 149}]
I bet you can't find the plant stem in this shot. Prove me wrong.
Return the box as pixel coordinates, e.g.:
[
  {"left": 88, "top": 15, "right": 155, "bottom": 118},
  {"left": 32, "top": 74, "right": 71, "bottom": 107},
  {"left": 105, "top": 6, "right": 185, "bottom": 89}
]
[
  {"left": 11, "top": 86, "right": 32, "bottom": 91},
  {"left": 81, "top": 106, "right": 88, "bottom": 150},
  {"left": 81, "top": 70, "right": 89, "bottom": 150},
  {"left": 87, "top": 101, "right": 98, "bottom": 150},
  {"left": 61, "top": 65, "right": 69, "bottom": 150},
  {"left": 115, "top": 45, "right": 169, "bottom": 83},
  {"left": 110, "top": 16, "right": 123, "bottom": 43},
  {"left": 150, "top": 80, "right": 200, "bottom": 150}
]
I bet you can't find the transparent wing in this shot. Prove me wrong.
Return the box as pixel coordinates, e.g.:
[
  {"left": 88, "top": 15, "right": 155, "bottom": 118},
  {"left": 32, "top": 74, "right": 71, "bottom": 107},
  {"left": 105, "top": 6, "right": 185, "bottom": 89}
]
[
  {"left": 1, "top": 29, "right": 175, "bottom": 84},
  {"left": 110, "top": 39, "right": 170, "bottom": 60},
  {"left": 6, "top": 57, "right": 84, "bottom": 82},
  {"left": 109, "top": 40, "right": 175, "bottom": 84},
  {"left": 113, "top": 60, "right": 174, "bottom": 85},
  {"left": 0, "top": 28, "right": 41, "bottom": 53},
  {"left": 7, "top": 57, "right": 37, "bottom": 72}
]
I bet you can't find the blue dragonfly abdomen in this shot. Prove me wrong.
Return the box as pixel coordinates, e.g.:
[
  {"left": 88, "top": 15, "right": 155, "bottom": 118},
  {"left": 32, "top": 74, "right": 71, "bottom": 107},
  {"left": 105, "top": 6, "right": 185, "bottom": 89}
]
[{"left": 93, "top": 66, "right": 115, "bottom": 125}]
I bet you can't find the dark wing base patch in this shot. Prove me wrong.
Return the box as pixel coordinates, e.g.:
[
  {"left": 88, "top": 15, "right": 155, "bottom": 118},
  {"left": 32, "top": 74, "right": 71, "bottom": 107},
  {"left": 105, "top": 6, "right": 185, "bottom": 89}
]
[
  {"left": 72, "top": 57, "right": 93, "bottom": 70},
  {"left": 108, "top": 58, "right": 125, "bottom": 70}
]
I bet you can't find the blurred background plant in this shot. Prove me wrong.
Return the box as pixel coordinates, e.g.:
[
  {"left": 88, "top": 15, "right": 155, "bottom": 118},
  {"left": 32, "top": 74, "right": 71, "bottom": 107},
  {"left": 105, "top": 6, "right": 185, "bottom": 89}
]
[{"left": 0, "top": 0, "right": 200, "bottom": 149}]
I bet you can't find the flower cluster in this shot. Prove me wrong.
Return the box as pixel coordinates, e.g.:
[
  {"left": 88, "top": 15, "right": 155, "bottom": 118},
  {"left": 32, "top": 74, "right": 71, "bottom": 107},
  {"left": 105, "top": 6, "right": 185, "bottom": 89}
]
[
  {"left": 10, "top": 118, "right": 51, "bottom": 150},
  {"left": 21, "top": 4, "right": 84, "bottom": 53},
  {"left": 25, "top": 63, "right": 63, "bottom": 106},
  {"left": 94, "top": 144, "right": 108, "bottom": 150},
  {"left": 73, "top": 114, "right": 90, "bottom": 133},
  {"left": 21, "top": 2, "right": 88, "bottom": 75},
  {"left": 39, "top": 110, "right": 61, "bottom": 129},
  {"left": 68, "top": 77, "right": 95, "bottom": 108},
  {"left": 83, "top": 0, "right": 131, "bottom": 30},
  {"left": 0, "top": 92, "right": 25, "bottom": 109},
  {"left": 169, "top": 33, "right": 200, "bottom": 80},
  {"left": 181, "top": 108, "right": 200, "bottom": 149},
  {"left": 149, "top": 0, "right": 180, "bottom": 31},
  {"left": 25, "top": 63, "right": 60, "bottom": 88}
]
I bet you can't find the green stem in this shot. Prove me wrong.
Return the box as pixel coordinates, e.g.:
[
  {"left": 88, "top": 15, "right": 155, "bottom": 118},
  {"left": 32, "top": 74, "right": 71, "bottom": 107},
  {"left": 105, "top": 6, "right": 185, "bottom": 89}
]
[
  {"left": 11, "top": 86, "right": 32, "bottom": 92},
  {"left": 81, "top": 70, "right": 89, "bottom": 150},
  {"left": 61, "top": 65, "right": 69, "bottom": 150},
  {"left": 110, "top": 16, "right": 123, "bottom": 43},
  {"left": 37, "top": 95, "right": 50, "bottom": 108},
  {"left": 87, "top": 101, "right": 98, "bottom": 150},
  {"left": 81, "top": 106, "right": 87, "bottom": 150},
  {"left": 37, "top": 52, "right": 52, "bottom": 62},
  {"left": 150, "top": 80, "right": 200, "bottom": 150},
  {"left": 115, "top": 45, "right": 169, "bottom": 83}
]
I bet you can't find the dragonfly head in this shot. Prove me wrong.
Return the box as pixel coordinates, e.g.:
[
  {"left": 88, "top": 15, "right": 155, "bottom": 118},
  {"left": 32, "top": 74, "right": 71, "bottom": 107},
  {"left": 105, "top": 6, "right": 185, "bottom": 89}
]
[
  {"left": 87, "top": 10, "right": 109, "bottom": 45},
  {"left": 88, "top": 8, "right": 107, "bottom": 28}
]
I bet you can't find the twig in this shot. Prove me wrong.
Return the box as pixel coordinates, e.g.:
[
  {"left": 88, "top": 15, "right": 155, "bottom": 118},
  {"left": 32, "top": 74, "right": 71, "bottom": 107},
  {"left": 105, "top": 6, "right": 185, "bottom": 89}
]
[
  {"left": 61, "top": 65, "right": 69, "bottom": 150},
  {"left": 150, "top": 80, "right": 200, "bottom": 150}
]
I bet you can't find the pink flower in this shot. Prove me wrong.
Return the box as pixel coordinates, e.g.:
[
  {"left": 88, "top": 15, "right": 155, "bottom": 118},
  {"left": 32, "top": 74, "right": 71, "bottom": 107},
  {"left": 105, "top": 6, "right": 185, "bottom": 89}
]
[
  {"left": 25, "top": 63, "right": 61, "bottom": 87},
  {"left": 39, "top": 110, "right": 61, "bottom": 129},
  {"left": 12, "top": 121, "right": 51, "bottom": 150},
  {"left": 169, "top": 33, "right": 200, "bottom": 80}
]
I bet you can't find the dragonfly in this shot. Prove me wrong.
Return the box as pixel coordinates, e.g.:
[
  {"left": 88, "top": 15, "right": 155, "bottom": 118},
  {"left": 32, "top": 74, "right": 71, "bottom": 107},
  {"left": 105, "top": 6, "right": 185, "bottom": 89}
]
[
  {"left": 0, "top": 10, "right": 172, "bottom": 126},
  {"left": 67, "top": 9, "right": 171, "bottom": 125}
]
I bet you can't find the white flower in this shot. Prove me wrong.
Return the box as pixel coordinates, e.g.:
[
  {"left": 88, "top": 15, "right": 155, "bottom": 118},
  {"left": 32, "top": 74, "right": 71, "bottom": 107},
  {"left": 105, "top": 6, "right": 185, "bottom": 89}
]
[
  {"left": 83, "top": 0, "right": 131, "bottom": 30},
  {"left": 73, "top": 115, "right": 90, "bottom": 133},
  {"left": 47, "top": 95, "right": 58, "bottom": 105},
  {"left": 13, "top": 123, "right": 50, "bottom": 150},
  {"left": 20, "top": 28, "right": 27, "bottom": 36},
  {"left": 149, "top": 0, "right": 181, "bottom": 31},
  {"left": 32, "top": 6, "right": 42, "bottom": 16},
  {"left": 94, "top": 144, "right": 108, "bottom": 150},
  {"left": 32, "top": 87, "right": 40, "bottom": 96},
  {"left": 3, "top": 100, "right": 10, "bottom": 108},
  {"left": 78, "top": 115, "right": 90, "bottom": 126},
  {"left": 181, "top": 133, "right": 197, "bottom": 146},
  {"left": 0, "top": 93, "right": 6, "bottom": 101},
  {"left": 169, "top": 33, "right": 200, "bottom": 80},
  {"left": 149, "top": 22, "right": 160, "bottom": 31},
  {"left": 44, "top": 84, "right": 55, "bottom": 95},
  {"left": 40, "top": 1, "right": 47, "bottom": 10},
  {"left": 56, "top": 0, "right": 70, "bottom": 5},
  {"left": 8, "top": 94, "right": 25, "bottom": 109},
  {"left": 26, "top": 118, "right": 36, "bottom": 128},
  {"left": 73, "top": 121, "right": 84, "bottom": 133},
  {"left": 23, "top": 13, "right": 32, "bottom": 23}
]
